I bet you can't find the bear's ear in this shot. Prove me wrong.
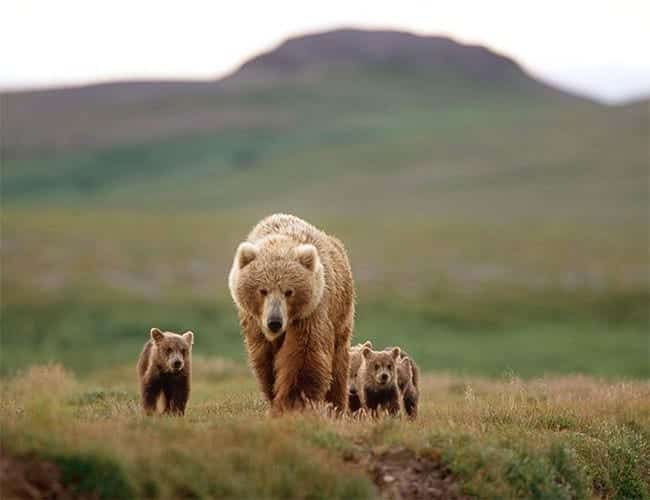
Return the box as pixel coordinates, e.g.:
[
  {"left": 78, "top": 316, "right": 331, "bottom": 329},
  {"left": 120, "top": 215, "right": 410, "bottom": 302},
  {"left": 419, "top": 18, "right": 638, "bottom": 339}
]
[
  {"left": 182, "top": 331, "right": 194, "bottom": 345},
  {"left": 390, "top": 347, "right": 401, "bottom": 360},
  {"left": 236, "top": 242, "right": 257, "bottom": 269},
  {"left": 295, "top": 244, "right": 320, "bottom": 272},
  {"left": 362, "top": 340, "right": 373, "bottom": 349},
  {"left": 362, "top": 346, "right": 372, "bottom": 359},
  {"left": 150, "top": 328, "right": 164, "bottom": 344}
]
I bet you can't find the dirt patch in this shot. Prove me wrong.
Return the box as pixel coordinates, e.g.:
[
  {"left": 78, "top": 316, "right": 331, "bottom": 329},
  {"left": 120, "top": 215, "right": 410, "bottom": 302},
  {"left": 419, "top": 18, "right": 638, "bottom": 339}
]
[
  {"left": 365, "top": 447, "right": 470, "bottom": 500},
  {"left": 0, "top": 450, "right": 85, "bottom": 500}
]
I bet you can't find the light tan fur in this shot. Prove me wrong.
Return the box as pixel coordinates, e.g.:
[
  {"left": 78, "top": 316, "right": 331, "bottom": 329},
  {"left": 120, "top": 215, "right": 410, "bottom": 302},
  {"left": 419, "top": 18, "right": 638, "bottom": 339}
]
[
  {"left": 348, "top": 340, "right": 372, "bottom": 412},
  {"left": 229, "top": 214, "right": 355, "bottom": 414}
]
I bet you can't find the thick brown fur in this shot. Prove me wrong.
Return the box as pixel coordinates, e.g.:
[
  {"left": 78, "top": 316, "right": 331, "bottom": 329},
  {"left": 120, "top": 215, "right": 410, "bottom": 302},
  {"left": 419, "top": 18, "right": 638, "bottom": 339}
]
[
  {"left": 229, "top": 214, "right": 355, "bottom": 414},
  {"left": 360, "top": 346, "right": 401, "bottom": 416},
  {"left": 348, "top": 340, "right": 372, "bottom": 413},
  {"left": 137, "top": 328, "right": 194, "bottom": 416},
  {"left": 397, "top": 351, "right": 420, "bottom": 419}
]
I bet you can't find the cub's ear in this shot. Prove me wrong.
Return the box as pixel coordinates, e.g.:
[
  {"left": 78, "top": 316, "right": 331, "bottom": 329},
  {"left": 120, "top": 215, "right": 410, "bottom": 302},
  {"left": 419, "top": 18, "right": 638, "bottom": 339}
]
[
  {"left": 362, "top": 346, "right": 372, "bottom": 359},
  {"left": 182, "top": 331, "right": 194, "bottom": 345},
  {"left": 295, "top": 244, "right": 320, "bottom": 272},
  {"left": 235, "top": 242, "right": 257, "bottom": 269},
  {"left": 391, "top": 347, "right": 401, "bottom": 360},
  {"left": 150, "top": 328, "right": 164, "bottom": 344},
  {"left": 362, "top": 340, "right": 373, "bottom": 349}
]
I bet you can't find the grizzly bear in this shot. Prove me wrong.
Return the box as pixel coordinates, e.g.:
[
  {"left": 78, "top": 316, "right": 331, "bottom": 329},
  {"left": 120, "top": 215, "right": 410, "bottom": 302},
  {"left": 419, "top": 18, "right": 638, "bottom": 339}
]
[
  {"left": 137, "top": 328, "right": 194, "bottom": 415},
  {"left": 360, "top": 346, "right": 401, "bottom": 416},
  {"left": 228, "top": 214, "right": 355, "bottom": 414},
  {"left": 348, "top": 340, "right": 373, "bottom": 413},
  {"left": 397, "top": 353, "right": 420, "bottom": 419}
]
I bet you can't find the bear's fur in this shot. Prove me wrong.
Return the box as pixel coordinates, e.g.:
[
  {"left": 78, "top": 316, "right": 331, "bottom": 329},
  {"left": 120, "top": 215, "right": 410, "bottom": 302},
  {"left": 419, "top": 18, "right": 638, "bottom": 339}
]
[
  {"left": 228, "top": 214, "right": 355, "bottom": 414},
  {"left": 397, "top": 352, "right": 420, "bottom": 419},
  {"left": 348, "top": 340, "right": 372, "bottom": 413},
  {"left": 360, "top": 346, "right": 401, "bottom": 416},
  {"left": 137, "top": 328, "right": 194, "bottom": 415}
]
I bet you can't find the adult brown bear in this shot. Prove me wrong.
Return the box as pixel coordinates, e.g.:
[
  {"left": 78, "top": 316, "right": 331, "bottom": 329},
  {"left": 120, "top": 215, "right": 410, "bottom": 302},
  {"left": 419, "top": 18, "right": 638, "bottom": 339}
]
[{"left": 228, "top": 214, "right": 355, "bottom": 415}]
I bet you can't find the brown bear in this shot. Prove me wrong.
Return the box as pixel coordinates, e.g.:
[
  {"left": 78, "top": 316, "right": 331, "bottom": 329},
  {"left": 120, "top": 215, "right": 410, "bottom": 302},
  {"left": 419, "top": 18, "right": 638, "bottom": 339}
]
[
  {"left": 228, "top": 214, "right": 355, "bottom": 414},
  {"left": 360, "top": 346, "right": 401, "bottom": 416},
  {"left": 137, "top": 327, "right": 194, "bottom": 415},
  {"left": 348, "top": 340, "right": 373, "bottom": 413},
  {"left": 397, "top": 352, "right": 420, "bottom": 419}
]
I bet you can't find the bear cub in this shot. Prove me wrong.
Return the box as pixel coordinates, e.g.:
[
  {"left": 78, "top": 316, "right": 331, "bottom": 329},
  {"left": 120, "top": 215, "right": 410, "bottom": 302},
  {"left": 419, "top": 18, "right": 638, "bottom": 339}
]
[
  {"left": 360, "top": 346, "right": 401, "bottom": 416},
  {"left": 396, "top": 352, "right": 420, "bottom": 419},
  {"left": 348, "top": 340, "right": 373, "bottom": 413},
  {"left": 138, "top": 327, "right": 194, "bottom": 415}
]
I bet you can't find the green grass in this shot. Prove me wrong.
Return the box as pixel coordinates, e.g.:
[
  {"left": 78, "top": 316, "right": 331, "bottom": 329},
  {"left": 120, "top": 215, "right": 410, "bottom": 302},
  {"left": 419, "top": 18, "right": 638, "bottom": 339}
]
[
  {"left": 1, "top": 289, "right": 647, "bottom": 378},
  {"left": 1, "top": 365, "right": 648, "bottom": 499}
]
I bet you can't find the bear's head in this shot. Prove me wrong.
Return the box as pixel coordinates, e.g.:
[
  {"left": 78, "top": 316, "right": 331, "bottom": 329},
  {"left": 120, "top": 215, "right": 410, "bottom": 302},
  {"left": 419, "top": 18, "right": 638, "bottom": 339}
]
[
  {"left": 348, "top": 341, "right": 373, "bottom": 396},
  {"left": 150, "top": 327, "right": 194, "bottom": 373},
  {"left": 396, "top": 355, "right": 413, "bottom": 392},
  {"left": 228, "top": 236, "right": 325, "bottom": 341},
  {"left": 362, "top": 346, "right": 400, "bottom": 390}
]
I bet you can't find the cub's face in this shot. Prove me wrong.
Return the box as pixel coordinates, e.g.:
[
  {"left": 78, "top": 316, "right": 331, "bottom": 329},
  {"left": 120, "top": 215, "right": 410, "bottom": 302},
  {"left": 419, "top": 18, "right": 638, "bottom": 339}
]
[
  {"left": 362, "top": 347, "right": 400, "bottom": 389},
  {"left": 150, "top": 328, "right": 194, "bottom": 373},
  {"left": 229, "top": 238, "right": 325, "bottom": 341}
]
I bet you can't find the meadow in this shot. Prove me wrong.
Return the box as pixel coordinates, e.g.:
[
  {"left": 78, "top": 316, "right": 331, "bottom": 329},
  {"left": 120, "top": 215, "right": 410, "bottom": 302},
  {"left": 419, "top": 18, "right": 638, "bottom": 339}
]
[{"left": 1, "top": 35, "right": 649, "bottom": 497}]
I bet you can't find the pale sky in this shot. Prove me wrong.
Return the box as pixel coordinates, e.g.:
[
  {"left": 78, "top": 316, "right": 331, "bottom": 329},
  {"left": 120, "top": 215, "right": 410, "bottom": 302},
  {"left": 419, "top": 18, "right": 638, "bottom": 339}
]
[{"left": 2, "top": 0, "right": 650, "bottom": 102}]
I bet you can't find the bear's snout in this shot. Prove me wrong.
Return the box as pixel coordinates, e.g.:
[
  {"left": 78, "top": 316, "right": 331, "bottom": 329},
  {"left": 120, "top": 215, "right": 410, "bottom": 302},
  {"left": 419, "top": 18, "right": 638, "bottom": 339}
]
[{"left": 267, "top": 317, "right": 283, "bottom": 333}]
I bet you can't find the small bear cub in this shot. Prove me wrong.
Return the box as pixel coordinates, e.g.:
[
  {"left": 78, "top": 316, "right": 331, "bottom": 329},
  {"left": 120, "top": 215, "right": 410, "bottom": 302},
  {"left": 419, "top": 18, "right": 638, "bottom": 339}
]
[
  {"left": 396, "top": 352, "right": 420, "bottom": 419},
  {"left": 138, "top": 327, "right": 194, "bottom": 415},
  {"left": 361, "top": 346, "right": 401, "bottom": 416},
  {"left": 348, "top": 340, "right": 373, "bottom": 413}
]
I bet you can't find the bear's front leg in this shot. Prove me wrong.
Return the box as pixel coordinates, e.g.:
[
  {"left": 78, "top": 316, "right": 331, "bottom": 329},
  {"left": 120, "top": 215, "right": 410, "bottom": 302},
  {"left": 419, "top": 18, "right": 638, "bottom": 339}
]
[
  {"left": 272, "top": 316, "right": 334, "bottom": 413},
  {"left": 163, "top": 376, "right": 190, "bottom": 415},
  {"left": 242, "top": 313, "right": 278, "bottom": 403},
  {"left": 141, "top": 375, "right": 162, "bottom": 415},
  {"left": 325, "top": 315, "right": 353, "bottom": 413}
]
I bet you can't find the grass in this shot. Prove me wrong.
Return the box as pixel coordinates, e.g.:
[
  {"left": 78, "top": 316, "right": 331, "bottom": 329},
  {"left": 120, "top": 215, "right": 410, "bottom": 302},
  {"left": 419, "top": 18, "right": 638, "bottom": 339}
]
[{"left": 1, "top": 364, "right": 648, "bottom": 499}]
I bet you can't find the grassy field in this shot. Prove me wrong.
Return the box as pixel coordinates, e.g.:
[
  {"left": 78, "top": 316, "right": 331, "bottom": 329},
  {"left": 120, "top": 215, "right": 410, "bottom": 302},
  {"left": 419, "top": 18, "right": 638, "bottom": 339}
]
[
  {"left": 1, "top": 33, "right": 648, "bottom": 498},
  {"left": 1, "top": 364, "right": 648, "bottom": 499}
]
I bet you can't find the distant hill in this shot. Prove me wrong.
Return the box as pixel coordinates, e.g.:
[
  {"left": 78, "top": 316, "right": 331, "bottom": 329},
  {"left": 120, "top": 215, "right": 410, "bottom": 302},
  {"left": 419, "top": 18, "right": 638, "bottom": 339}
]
[
  {"left": 1, "top": 28, "right": 646, "bottom": 229},
  {"left": 230, "top": 29, "right": 524, "bottom": 81},
  {"left": 3, "top": 29, "right": 584, "bottom": 159}
]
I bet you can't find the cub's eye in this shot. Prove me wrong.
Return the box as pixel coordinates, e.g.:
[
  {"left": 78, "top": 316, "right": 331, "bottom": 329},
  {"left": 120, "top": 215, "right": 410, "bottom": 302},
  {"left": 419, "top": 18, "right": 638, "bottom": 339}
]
[
  {"left": 375, "top": 363, "right": 380, "bottom": 370},
  {"left": 166, "top": 348, "right": 172, "bottom": 355},
  {"left": 387, "top": 364, "right": 393, "bottom": 370},
  {"left": 284, "top": 289, "right": 293, "bottom": 298},
  {"left": 260, "top": 289, "right": 268, "bottom": 297},
  {"left": 181, "top": 349, "right": 187, "bottom": 356}
]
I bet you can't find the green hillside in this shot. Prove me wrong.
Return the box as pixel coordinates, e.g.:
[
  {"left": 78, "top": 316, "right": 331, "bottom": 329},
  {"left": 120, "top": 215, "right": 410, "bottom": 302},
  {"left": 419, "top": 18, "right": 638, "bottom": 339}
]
[{"left": 1, "top": 29, "right": 648, "bottom": 379}]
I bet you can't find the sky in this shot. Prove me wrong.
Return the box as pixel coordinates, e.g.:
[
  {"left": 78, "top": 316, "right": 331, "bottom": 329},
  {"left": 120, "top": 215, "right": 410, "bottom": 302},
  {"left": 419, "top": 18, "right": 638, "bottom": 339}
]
[{"left": 2, "top": 0, "right": 649, "bottom": 103}]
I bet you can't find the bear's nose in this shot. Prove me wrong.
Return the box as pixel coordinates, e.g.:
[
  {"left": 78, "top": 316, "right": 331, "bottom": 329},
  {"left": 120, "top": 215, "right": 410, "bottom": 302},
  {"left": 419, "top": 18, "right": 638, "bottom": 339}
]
[
  {"left": 173, "top": 360, "right": 182, "bottom": 370},
  {"left": 380, "top": 373, "right": 389, "bottom": 382},
  {"left": 349, "top": 387, "right": 357, "bottom": 394},
  {"left": 267, "top": 318, "right": 283, "bottom": 333}
]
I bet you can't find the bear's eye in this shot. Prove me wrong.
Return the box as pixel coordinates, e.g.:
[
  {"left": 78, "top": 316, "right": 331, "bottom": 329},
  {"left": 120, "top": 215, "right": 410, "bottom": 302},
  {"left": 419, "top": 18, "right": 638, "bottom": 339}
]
[
  {"left": 181, "top": 348, "right": 187, "bottom": 356},
  {"left": 284, "top": 289, "right": 293, "bottom": 298},
  {"left": 375, "top": 363, "right": 380, "bottom": 370},
  {"left": 166, "top": 348, "right": 173, "bottom": 355},
  {"left": 260, "top": 289, "right": 268, "bottom": 297},
  {"left": 387, "top": 364, "right": 392, "bottom": 370}
]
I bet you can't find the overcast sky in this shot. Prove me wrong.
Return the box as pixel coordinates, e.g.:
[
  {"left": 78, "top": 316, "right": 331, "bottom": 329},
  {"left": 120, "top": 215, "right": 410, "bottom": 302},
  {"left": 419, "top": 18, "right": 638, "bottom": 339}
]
[{"left": 2, "top": 0, "right": 649, "bottom": 102}]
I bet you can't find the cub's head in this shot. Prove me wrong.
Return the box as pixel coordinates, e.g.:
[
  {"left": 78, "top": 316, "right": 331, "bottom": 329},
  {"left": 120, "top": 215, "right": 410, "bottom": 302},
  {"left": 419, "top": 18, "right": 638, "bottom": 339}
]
[
  {"left": 397, "top": 356, "right": 413, "bottom": 391},
  {"left": 362, "top": 346, "right": 400, "bottom": 390},
  {"left": 150, "top": 328, "right": 194, "bottom": 373},
  {"left": 348, "top": 341, "right": 373, "bottom": 396},
  {"left": 228, "top": 237, "right": 325, "bottom": 341}
]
